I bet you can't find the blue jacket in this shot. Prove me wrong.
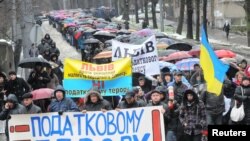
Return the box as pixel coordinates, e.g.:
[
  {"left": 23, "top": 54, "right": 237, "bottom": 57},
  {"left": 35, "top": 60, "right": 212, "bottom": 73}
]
[{"left": 48, "top": 85, "right": 79, "bottom": 112}]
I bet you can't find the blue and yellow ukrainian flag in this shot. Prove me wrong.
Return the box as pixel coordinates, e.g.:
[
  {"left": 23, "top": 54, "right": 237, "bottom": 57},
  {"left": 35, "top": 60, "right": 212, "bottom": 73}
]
[{"left": 200, "top": 26, "right": 229, "bottom": 96}]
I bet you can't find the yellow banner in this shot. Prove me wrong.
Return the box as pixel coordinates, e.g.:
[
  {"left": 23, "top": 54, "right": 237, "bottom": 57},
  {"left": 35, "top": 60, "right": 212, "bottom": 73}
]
[{"left": 64, "top": 58, "right": 132, "bottom": 80}]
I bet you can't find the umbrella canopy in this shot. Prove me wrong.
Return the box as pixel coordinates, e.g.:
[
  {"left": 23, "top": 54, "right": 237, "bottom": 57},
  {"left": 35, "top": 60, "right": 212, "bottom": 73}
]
[
  {"left": 215, "top": 49, "right": 236, "bottom": 58},
  {"left": 85, "top": 28, "right": 97, "bottom": 33},
  {"left": 133, "top": 29, "right": 154, "bottom": 37},
  {"left": 84, "top": 38, "right": 100, "bottom": 44},
  {"left": 220, "top": 58, "right": 237, "bottom": 64},
  {"left": 117, "top": 29, "right": 131, "bottom": 35},
  {"left": 158, "top": 38, "right": 175, "bottom": 45},
  {"left": 161, "top": 51, "right": 192, "bottom": 62},
  {"left": 158, "top": 49, "right": 178, "bottom": 57},
  {"left": 157, "top": 43, "right": 169, "bottom": 49},
  {"left": 166, "top": 43, "right": 192, "bottom": 51},
  {"left": 93, "top": 51, "right": 112, "bottom": 59},
  {"left": 32, "top": 88, "right": 54, "bottom": 100},
  {"left": 93, "top": 31, "right": 116, "bottom": 40},
  {"left": 158, "top": 61, "right": 178, "bottom": 72},
  {"left": 18, "top": 57, "right": 51, "bottom": 69},
  {"left": 154, "top": 31, "right": 168, "bottom": 38},
  {"left": 175, "top": 58, "right": 200, "bottom": 71}
]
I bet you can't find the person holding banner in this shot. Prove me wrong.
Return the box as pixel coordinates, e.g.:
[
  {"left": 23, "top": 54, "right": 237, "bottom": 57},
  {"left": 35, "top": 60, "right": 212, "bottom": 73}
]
[
  {"left": 116, "top": 90, "right": 146, "bottom": 109},
  {"left": 48, "top": 85, "right": 79, "bottom": 113},
  {"left": 0, "top": 94, "right": 26, "bottom": 141},
  {"left": 82, "top": 89, "right": 112, "bottom": 113}
]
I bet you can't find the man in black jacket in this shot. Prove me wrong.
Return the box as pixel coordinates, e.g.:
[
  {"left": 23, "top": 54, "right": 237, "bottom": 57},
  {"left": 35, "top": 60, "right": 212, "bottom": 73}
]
[
  {"left": 116, "top": 90, "right": 146, "bottom": 109},
  {"left": 27, "top": 63, "right": 50, "bottom": 90},
  {"left": 6, "top": 71, "right": 30, "bottom": 102}
]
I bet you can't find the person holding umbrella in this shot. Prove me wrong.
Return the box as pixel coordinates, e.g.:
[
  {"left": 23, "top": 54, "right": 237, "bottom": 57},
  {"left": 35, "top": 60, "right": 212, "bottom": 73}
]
[{"left": 27, "top": 62, "right": 51, "bottom": 90}]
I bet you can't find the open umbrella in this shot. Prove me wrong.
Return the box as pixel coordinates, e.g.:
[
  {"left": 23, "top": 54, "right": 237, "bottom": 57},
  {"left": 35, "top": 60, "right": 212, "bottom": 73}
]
[
  {"left": 31, "top": 88, "right": 54, "bottom": 100},
  {"left": 157, "top": 43, "right": 169, "bottom": 49},
  {"left": 161, "top": 51, "right": 192, "bottom": 62},
  {"left": 167, "top": 43, "right": 192, "bottom": 51},
  {"left": 93, "top": 31, "right": 116, "bottom": 40},
  {"left": 154, "top": 31, "right": 168, "bottom": 38},
  {"left": 85, "top": 28, "right": 97, "bottom": 33},
  {"left": 84, "top": 38, "right": 100, "bottom": 44},
  {"left": 158, "top": 61, "right": 178, "bottom": 72},
  {"left": 133, "top": 29, "right": 154, "bottom": 37},
  {"left": 188, "top": 45, "right": 200, "bottom": 57},
  {"left": 18, "top": 57, "right": 51, "bottom": 69},
  {"left": 215, "top": 49, "right": 236, "bottom": 58},
  {"left": 93, "top": 51, "right": 112, "bottom": 59},
  {"left": 158, "top": 49, "right": 178, "bottom": 57},
  {"left": 158, "top": 38, "right": 175, "bottom": 45},
  {"left": 175, "top": 58, "right": 200, "bottom": 71},
  {"left": 220, "top": 58, "right": 237, "bottom": 64}
]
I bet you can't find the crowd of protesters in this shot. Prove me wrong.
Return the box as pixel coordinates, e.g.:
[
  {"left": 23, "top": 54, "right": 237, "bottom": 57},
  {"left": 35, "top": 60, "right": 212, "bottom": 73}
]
[{"left": 1, "top": 31, "right": 250, "bottom": 141}]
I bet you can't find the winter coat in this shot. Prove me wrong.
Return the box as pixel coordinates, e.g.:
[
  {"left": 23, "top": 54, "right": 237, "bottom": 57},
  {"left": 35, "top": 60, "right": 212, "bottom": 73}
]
[
  {"left": 190, "top": 71, "right": 205, "bottom": 86},
  {"left": 23, "top": 103, "right": 42, "bottom": 114},
  {"left": 46, "top": 73, "right": 59, "bottom": 89},
  {"left": 200, "top": 91, "right": 225, "bottom": 115},
  {"left": 0, "top": 94, "right": 26, "bottom": 138},
  {"left": 83, "top": 90, "right": 112, "bottom": 111},
  {"left": 117, "top": 100, "right": 145, "bottom": 109},
  {"left": 234, "top": 85, "right": 250, "bottom": 124},
  {"left": 49, "top": 47, "right": 60, "bottom": 57},
  {"left": 165, "top": 101, "right": 180, "bottom": 131},
  {"left": 6, "top": 77, "right": 30, "bottom": 102},
  {"left": 29, "top": 47, "right": 39, "bottom": 57},
  {"left": 179, "top": 90, "right": 207, "bottom": 136},
  {"left": 44, "top": 34, "right": 53, "bottom": 45},
  {"left": 37, "top": 43, "right": 50, "bottom": 55},
  {"left": 170, "top": 81, "right": 188, "bottom": 104},
  {"left": 48, "top": 85, "right": 79, "bottom": 112},
  {"left": 27, "top": 70, "right": 51, "bottom": 90}
]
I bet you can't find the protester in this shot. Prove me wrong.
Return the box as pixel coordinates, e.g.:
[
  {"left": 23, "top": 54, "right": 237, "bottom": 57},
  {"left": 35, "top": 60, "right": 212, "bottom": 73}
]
[
  {"left": 168, "top": 72, "right": 188, "bottom": 104},
  {"left": 28, "top": 43, "right": 39, "bottom": 57},
  {"left": 200, "top": 90, "right": 225, "bottom": 125},
  {"left": 138, "top": 76, "right": 151, "bottom": 94},
  {"left": 179, "top": 89, "right": 207, "bottom": 141},
  {"left": 27, "top": 63, "right": 51, "bottom": 90},
  {"left": 124, "top": 21, "right": 129, "bottom": 30},
  {"left": 0, "top": 72, "right": 7, "bottom": 110},
  {"left": 48, "top": 85, "right": 79, "bottom": 113},
  {"left": 43, "top": 33, "right": 53, "bottom": 45},
  {"left": 142, "top": 19, "right": 148, "bottom": 29},
  {"left": 116, "top": 90, "right": 145, "bottom": 109},
  {"left": 6, "top": 71, "right": 30, "bottom": 102},
  {"left": 233, "top": 76, "right": 250, "bottom": 125},
  {"left": 162, "top": 72, "right": 173, "bottom": 86},
  {"left": 49, "top": 42, "right": 60, "bottom": 57},
  {"left": 46, "top": 65, "right": 59, "bottom": 89},
  {"left": 233, "top": 71, "right": 245, "bottom": 86},
  {"left": 133, "top": 87, "right": 147, "bottom": 104},
  {"left": 0, "top": 94, "right": 26, "bottom": 141},
  {"left": 239, "top": 59, "right": 248, "bottom": 71},
  {"left": 22, "top": 93, "right": 41, "bottom": 114},
  {"left": 50, "top": 53, "right": 63, "bottom": 84},
  {"left": 82, "top": 89, "right": 112, "bottom": 112},
  {"left": 38, "top": 39, "right": 50, "bottom": 55}
]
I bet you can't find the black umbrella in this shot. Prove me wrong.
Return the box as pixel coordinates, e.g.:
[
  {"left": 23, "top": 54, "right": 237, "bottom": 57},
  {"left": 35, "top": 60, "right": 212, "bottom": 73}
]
[
  {"left": 18, "top": 57, "right": 51, "bottom": 69},
  {"left": 132, "top": 72, "right": 152, "bottom": 87},
  {"left": 166, "top": 43, "right": 192, "bottom": 51},
  {"left": 84, "top": 38, "right": 100, "bottom": 44}
]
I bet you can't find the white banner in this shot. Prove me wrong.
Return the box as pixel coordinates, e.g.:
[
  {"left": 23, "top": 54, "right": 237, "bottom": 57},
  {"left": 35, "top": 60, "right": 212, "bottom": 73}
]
[
  {"left": 9, "top": 107, "right": 165, "bottom": 141},
  {"left": 112, "top": 36, "right": 160, "bottom": 76}
]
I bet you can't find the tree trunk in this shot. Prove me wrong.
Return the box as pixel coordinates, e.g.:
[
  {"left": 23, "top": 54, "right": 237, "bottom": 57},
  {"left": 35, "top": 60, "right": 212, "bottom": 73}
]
[
  {"left": 167, "top": 0, "right": 174, "bottom": 18},
  {"left": 123, "top": 0, "right": 130, "bottom": 21},
  {"left": 135, "top": 0, "right": 139, "bottom": 23},
  {"left": 195, "top": 0, "right": 200, "bottom": 41},
  {"left": 186, "top": 0, "right": 193, "bottom": 39},
  {"left": 211, "top": 0, "right": 215, "bottom": 28},
  {"left": 176, "top": 0, "right": 185, "bottom": 34},
  {"left": 151, "top": 0, "right": 158, "bottom": 29},
  {"left": 244, "top": 0, "right": 250, "bottom": 47},
  {"left": 141, "top": 0, "right": 144, "bottom": 13},
  {"left": 144, "top": 0, "right": 149, "bottom": 25},
  {"left": 203, "top": 0, "right": 208, "bottom": 38}
]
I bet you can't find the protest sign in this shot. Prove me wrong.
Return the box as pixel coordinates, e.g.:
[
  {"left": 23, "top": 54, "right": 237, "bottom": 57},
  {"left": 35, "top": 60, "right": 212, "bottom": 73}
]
[
  {"left": 112, "top": 36, "right": 160, "bottom": 76},
  {"left": 8, "top": 107, "right": 166, "bottom": 141},
  {"left": 63, "top": 58, "right": 132, "bottom": 97},
  {"left": 0, "top": 120, "right": 5, "bottom": 133}
]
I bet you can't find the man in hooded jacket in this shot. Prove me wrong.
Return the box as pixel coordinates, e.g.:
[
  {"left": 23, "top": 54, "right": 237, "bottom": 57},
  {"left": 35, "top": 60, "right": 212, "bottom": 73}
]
[
  {"left": 48, "top": 85, "right": 79, "bottom": 113},
  {"left": 0, "top": 94, "right": 26, "bottom": 141},
  {"left": 116, "top": 90, "right": 146, "bottom": 109},
  {"left": 82, "top": 89, "right": 112, "bottom": 112}
]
